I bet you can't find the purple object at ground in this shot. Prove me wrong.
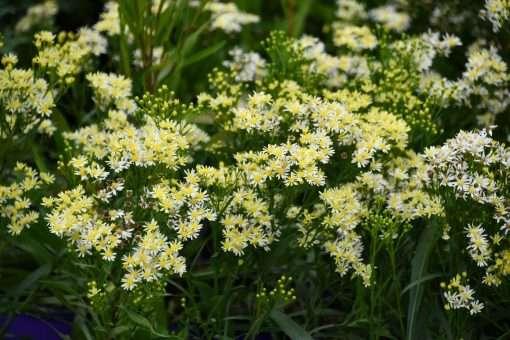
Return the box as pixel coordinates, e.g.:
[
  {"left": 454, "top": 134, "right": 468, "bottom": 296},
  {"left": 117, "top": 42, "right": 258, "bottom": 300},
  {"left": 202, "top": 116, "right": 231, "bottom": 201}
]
[{"left": 1, "top": 314, "right": 72, "bottom": 340}]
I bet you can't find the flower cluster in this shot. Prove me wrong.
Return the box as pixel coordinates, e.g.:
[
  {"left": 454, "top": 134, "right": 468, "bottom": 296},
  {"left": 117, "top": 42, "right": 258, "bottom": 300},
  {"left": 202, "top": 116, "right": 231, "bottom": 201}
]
[
  {"left": 0, "top": 163, "right": 53, "bottom": 235},
  {"left": 321, "top": 185, "right": 372, "bottom": 286},
  {"left": 368, "top": 5, "right": 410, "bottom": 32},
  {"left": 466, "top": 224, "right": 491, "bottom": 267},
  {"left": 295, "top": 36, "right": 353, "bottom": 86},
  {"left": 332, "top": 24, "right": 377, "bottom": 51},
  {"left": 0, "top": 61, "right": 55, "bottom": 139},
  {"left": 360, "top": 152, "right": 444, "bottom": 222},
  {"left": 205, "top": 2, "right": 259, "bottom": 33},
  {"left": 4, "top": 0, "right": 510, "bottom": 330},
  {"left": 64, "top": 110, "right": 191, "bottom": 172},
  {"left": 425, "top": 129, "right": 510, "bottom": 287},
  {"left": 480, "top": 0, "right": 510, "bottom": 32},
  {"left": 15, "top": 0, "right": 58, "bottom": 32},
  {"left": 87, "top": 72, "right": 137, "bottom": 114},
  {"left": 44, "top": 110, "right": 218, "bottom": 290},
  {"left": 193, "top": 165, "right": 278, "bottom": 256},
  {"left": 33, "top": 31, "right": 93, "bottom": 84},
  {"left": 223, "top": 48, "right": 266, "bottom": 83},
  {"left": 442, "top": 273, "right": 484, "bottom": 315},
  {"left": 335, "top": 0, "right": 367, "bottom": 22},
  {"left": 94, "top": 1, "right": 120, "bottom": 37},
  {"left": 413, "top": 40, "right": 509, "bottom": 127},
  {"left": 424, "top": 129, "right": 510, "bottom": 233},
  {"left": 194, "top": 31, "right": 455, "bottom": 292},
  {"left": 256, "top": 275, "right": 296, "bottom": 309}
]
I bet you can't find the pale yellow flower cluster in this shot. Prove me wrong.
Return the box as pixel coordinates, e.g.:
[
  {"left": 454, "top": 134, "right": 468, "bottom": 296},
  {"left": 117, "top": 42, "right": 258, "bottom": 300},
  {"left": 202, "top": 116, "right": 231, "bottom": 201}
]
[
  {"left": 295, "top": 36, "right": 346, "bottom": 84},
  {"left": 193, "top": 165, "right": 278, "bottom": 257},
  {"left": 359, "top": 152, "right": 444, "bottom": 222},
  {"left": 94, "top": 1, "right": 120, "bottom": 37},
  {"left": 224, "top": 90, "right": 409, "bottom": 181},
  {"left": 86, "top": 72, "right": 137, "bottom": 114},
  {"left": 442, "top": 273, "right": 484, "bottom": 315},
  {"left": 231, "top": 92, "right": 281, "bottom": 133},
  {"left": 33, "top": 31, "right": 92, "bottom": 84},
  {"left": 480, "top": 0, "right": 510, "bottom": 32},
  {"left": 0, "top": 64, "right": 55, "bottom": 139},
  {"left": 64, "top": 110, "right": 190, "bottom": 173},
  {"left": 44, "top": 111, "right": 218, "bottom": 290},
  {"left": 332, "top": 24, "right": 377, "bottom": 51},
  {"left": 235, "top": 135, "right": 332, "bottom": 187},
  {"left": 151, "top": 172, "right": 216, "bottom": 241},
  {"left": 221, "top": 188, "right": 276, "bottom": 255},
  {"left": 424, "top": 129, "right": 510, "bottom": 287},
  {"left": 466, "top": 224, "right": 491, "bottom": 267},
  {"left": 198, "top": 60, "right": 446, "bottom": 287},
  {"left": 411, "top": 38, "right": 508, "bottom": 127},
  {"left": 297, "top": 151, "right": 444, "bottom": 286},
  {"left": 463, "top": 45, "right": 508, "bottom": 86},
  {"left": 121, "top": 220, "right": 186, "bottom": 290},
  {"left": 1, "top": 0, "right": 114, "bottom": 140},
  {"left": 484, "top": 249, "right": 510, "bottom": 286},
  {"left": 15, "top": 0, "right": 58, "bottom": 33},
  {"left": 336, "top": 0, "right": 367, "bottom": 22},
  {"left": 0, "top": 163, "right": 53, "bottom": 235},
  {"left": 120, "top": 175, "right": 215, "bottom": 290},
  {"left": 369, "top": 5, "right": 411, "bottom": 32},
  {"left": 205, "top": 2, "right": 259, "bottom": 33},
  {"left": 44, "top": 185, "right": 124, "bottom": 260}
]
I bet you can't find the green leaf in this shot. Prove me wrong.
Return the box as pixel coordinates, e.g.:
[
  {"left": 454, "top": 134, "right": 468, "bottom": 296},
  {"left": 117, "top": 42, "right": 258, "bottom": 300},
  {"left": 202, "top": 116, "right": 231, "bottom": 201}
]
[
  {"left": 180, "top": 41, "right": 225, "bottom": 68},
  {"left": 123, "top": 308, "right": 156, "bottom": 331},
  {"left": 72, "top": 315, "right": 94, "bottom": 340},
  {"left": 269, "top": 309, "right": 313, "bottom": 340},
  {"left": 401, "top": 273, "right": 442, "bottom": 296},
  {"left": 178, "top": 22, "right": 209, "bottom": 62},
  {"left": 111, "top": 325, "right": 131, "bottom": 336},
  {"left": 292, "top": 0, "right": 312, "bottom": 36},
  {"left": 122, "top": 307, "right": 172, "bottom": 338},
  {"left": 9, "top": 263, "right": 52, "bottom": 297},
  {"left": 406, "top": 221, "right": 440, "bottom": 340}
]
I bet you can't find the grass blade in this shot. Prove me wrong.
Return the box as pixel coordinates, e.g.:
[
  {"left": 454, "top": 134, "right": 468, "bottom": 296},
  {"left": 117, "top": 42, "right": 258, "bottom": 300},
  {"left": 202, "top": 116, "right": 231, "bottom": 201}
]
[
  {"left": 406, "top": 221, "right": 440, "bottom": 340},
  {"left": 270, "top": 309, "right": 313, "bottom": 340}
]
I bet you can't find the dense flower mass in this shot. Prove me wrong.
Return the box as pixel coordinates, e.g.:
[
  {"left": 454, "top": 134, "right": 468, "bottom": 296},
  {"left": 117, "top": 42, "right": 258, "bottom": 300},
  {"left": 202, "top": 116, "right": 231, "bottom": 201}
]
[
  {"left": 44, "top": 111, "right": 216, "bottom": 290},
  {"left": 0, "top": 163, "right": 53, "bottom": 235},
  {"left": 2, "top": 0, "right": 510, "bottom": 338},
  {"left": 15, "top": 0, "right": 58, "bottom": 32},
  {"left": 86, "top": 73, "right": 137, "bottom": 114},
  {"left": 0, "top": 66, "right": 55, "bottom": 139}
]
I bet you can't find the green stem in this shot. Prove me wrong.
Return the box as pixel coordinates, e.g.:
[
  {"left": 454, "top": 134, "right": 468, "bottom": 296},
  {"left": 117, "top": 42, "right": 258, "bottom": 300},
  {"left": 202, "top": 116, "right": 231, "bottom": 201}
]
[
  {"left": 369, "top": 228, "right": 378, "bottom": 340},
  {"left": 389, "top": 241, "right": 405, "bottom": 337}
]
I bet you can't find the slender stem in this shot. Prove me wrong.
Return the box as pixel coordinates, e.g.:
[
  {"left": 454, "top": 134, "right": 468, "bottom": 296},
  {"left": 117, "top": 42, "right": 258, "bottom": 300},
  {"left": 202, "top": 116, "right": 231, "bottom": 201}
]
[
  {"left": 389, "top": 241, "right": 405, "bottom": 337},
  {"left": 369, "top": 228, "right": 378, "bottom": 340}
]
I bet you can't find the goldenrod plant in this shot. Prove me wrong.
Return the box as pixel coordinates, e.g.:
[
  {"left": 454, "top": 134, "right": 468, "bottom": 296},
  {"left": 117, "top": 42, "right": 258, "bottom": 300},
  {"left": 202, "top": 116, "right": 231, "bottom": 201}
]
[{"left": 1, "top": 0, "right": 510, "bottom": 339}]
